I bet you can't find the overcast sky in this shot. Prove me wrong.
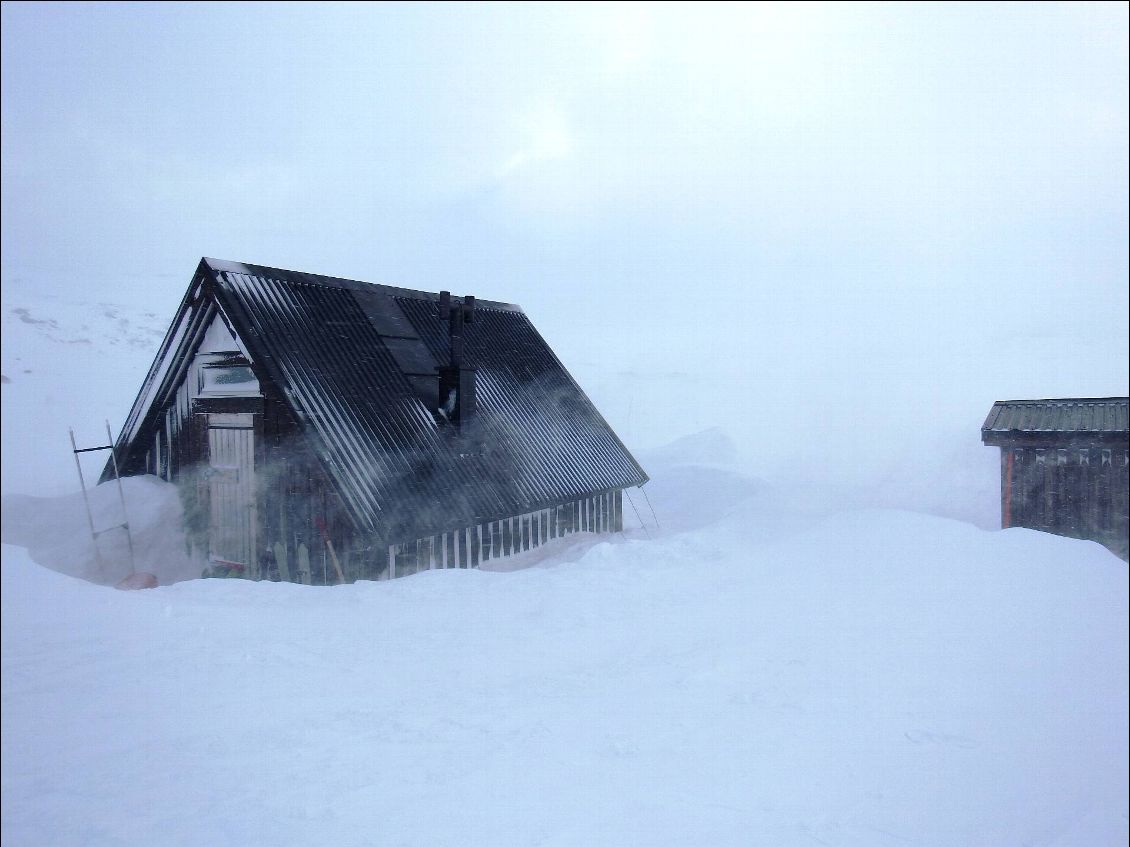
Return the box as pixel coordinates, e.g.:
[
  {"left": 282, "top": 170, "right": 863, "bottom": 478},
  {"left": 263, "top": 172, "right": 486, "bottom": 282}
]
[{"left": 3, "top": 2, "right": 1127, "bottom": 459}]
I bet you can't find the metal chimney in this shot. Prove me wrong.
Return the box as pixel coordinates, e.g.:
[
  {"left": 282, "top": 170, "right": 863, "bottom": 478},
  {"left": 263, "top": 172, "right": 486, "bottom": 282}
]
[{"left": 437, "top": 292, "right": 476, "bottom": 427}]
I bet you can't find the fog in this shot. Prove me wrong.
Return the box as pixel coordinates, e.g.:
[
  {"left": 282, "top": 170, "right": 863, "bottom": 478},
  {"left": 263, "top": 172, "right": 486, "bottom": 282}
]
[
  {"left": 3, "top": 10, "right": 1129, "bottom": 839},
  {"left": 2, "top": 3, "right": 1127, "bottom": 515}
]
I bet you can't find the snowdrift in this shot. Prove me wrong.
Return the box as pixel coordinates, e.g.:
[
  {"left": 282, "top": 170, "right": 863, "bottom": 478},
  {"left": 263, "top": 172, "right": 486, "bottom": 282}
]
[
  {"left": 2, "top": 436, "right": 1127, "bottom": 846},
  {"left": 1, "top": 474, "right": 199, "bottom": 586}
]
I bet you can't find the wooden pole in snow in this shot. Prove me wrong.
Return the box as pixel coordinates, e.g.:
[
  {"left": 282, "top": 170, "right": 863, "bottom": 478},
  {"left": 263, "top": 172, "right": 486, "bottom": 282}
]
[
  {"left": 70, "top": 427, "right": 106, "bottom": 577},
  {"left": 106, "top": 420, "right": 136, "bottom": 574}
]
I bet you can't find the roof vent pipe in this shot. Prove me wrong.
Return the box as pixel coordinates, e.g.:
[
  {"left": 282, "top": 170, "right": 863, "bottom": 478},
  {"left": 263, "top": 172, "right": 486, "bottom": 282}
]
[{"left": 437, "top": 292, "right": 476, "bottom": 427}]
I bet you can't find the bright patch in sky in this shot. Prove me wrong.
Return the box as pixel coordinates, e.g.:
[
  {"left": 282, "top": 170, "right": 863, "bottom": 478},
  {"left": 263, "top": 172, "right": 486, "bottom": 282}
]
[
  {"left": 498, "top": 104, "right": 574, "bottom": 177},
  {"left": 598, "top": 3, "right": 655, "bottom": 72}
]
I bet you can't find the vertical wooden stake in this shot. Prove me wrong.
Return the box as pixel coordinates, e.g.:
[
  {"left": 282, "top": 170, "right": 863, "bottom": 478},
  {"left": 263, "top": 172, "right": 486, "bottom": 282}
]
[
  {"left": 106, "top": 420, "right": 136, "bottom": 574},
  {"left": 70, "top": 428, "right": 106, "bottom": 577}
]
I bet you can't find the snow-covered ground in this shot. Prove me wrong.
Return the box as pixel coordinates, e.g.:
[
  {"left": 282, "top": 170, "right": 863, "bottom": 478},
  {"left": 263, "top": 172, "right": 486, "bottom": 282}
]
[
  {"left": 3, "top": 488, "right": 1127, "bottom": 846},
  {"left": 2, "top": 289, "right": 1128, "bottom": 846}
]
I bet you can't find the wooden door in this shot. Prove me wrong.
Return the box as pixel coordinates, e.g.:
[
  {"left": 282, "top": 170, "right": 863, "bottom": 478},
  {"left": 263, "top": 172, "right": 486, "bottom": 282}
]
[{"left": 207, "top": 413, "right": 257, "bottom": 576}]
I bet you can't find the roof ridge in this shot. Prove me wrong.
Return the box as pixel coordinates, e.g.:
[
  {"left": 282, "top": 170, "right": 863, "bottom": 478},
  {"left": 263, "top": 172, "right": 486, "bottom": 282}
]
[
  {"left": 991, "top": 397, "right": 1128, "bottom": 405},
  {"left": 202, "top": 257, "right": 522, "bottom": 312}
]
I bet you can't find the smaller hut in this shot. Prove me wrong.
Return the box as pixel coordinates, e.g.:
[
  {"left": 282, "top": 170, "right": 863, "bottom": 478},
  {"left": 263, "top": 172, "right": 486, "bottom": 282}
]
[{"left": 981, "top": 397, "right": 1129, "bottom": 557}]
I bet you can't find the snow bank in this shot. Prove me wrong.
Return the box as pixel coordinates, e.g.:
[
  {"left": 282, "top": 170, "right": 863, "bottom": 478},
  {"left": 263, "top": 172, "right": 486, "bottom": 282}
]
[
  {"left": 2, "top": 448, "right": 1126, "bottom": 846},
  {"left": 1, "top": 474, "right": 199, "bottom": 586}
]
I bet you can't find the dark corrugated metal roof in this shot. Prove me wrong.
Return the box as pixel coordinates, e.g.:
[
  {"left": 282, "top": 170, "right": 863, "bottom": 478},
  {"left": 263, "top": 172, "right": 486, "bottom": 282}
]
[
  {"left": 203, "top": 258, "right": 647, "bottom": 539},
  {"left": 981, "top": 397, "right": 1129, "bottom": 445}
]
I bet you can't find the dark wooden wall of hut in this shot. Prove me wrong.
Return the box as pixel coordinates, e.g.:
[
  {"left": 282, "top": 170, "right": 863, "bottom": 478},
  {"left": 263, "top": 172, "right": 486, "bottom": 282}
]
[
  {"left": 255, "top": 388, "right": 384, "bottom": 584},
  {"left": 387, "top": 488, "right": 625, "bottom": 578},
  {"left": 141, "top": 374, "right": 374, "bottom": 584},
  {"left": 999, "top": 443, "right": 1129, "bottom": 557}
]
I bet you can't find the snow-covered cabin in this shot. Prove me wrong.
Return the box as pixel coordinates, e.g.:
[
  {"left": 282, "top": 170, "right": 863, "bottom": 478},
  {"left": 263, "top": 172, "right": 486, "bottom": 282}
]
[
  {"left": 103, "top": 258, "right": 648, "bottom": 583},
  {"left": 981, "top": 397, "right": 1128, "bottom": 558}
]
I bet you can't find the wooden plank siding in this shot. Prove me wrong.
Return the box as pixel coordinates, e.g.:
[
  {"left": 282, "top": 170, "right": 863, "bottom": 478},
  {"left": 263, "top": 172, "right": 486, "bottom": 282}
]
[
  {"left": 998, "top": 444, "right": 1129, "bottom": 556},
  {"left": 385, "top": 490, "right": 625, "bottom": 580}
]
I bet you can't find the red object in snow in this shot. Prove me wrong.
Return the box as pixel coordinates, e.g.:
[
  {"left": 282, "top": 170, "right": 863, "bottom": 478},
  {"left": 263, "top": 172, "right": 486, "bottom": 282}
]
[{"left": 115, "top": 572, "right": 159, "bottom": 590}]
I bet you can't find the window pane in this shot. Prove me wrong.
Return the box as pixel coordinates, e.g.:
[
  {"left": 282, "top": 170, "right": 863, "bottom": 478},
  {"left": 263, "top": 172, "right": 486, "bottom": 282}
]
[{"left": 201, "top": 366, "right": 259, "bottom": 394}]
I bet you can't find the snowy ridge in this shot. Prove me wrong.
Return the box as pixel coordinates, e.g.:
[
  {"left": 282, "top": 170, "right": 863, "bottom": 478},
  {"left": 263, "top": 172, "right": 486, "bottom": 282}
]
[{"left": 1, "top": 287, "right": 171, "bottom": 497}]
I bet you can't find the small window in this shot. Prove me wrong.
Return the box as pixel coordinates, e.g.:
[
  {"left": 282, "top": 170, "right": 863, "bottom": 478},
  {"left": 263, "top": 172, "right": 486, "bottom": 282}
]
[{"left": 199, "top": 365, "right": 259, "bottom": 396}]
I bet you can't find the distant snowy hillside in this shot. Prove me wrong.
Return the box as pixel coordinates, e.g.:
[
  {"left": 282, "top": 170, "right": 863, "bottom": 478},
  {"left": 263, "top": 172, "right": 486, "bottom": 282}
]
[{"left": 1, "top": 280, "right": 167, "bottom": 496}]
